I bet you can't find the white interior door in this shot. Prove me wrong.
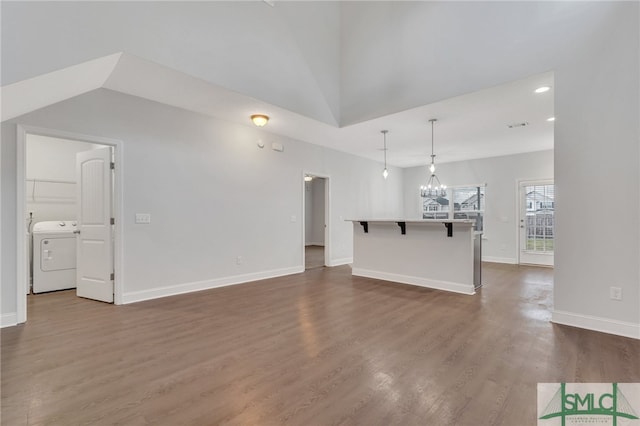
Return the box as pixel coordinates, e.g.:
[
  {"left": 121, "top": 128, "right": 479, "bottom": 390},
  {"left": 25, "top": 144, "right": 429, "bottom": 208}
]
[
  {"left": 76, "top": 147, "right": 114, "bottom": 302},
  {"left": 519, "top": 181, "right": 554, "bottom": 266}
]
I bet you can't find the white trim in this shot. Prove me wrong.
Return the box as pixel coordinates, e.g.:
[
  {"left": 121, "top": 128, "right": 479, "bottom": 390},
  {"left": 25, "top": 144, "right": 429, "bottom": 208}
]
[
  {"left": 15, "top": 125, "right": 125, "bottom": 325},
  {"left": 327, "top": 257, "right": 352, "bottom": 267},
  {"left": 552, "top": 310, "right": 640, "bottom": 340},
  {"left": 1, "top": 313, "right": 18, "bottom": 328},
  {"left": 352, "top": 267, "right": 475, "bottom": 295},
  {"left": 482, "top": 256, "right": 517, "bottom": 264},
  {"left": 122, "top": 266, "right": 304, "bottom": 304}
]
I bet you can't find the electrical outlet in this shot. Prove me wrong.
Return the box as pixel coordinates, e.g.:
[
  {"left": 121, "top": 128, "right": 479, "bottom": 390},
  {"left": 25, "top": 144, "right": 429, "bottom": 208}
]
[
  {"left": 609, "top": 286, "right": 622, "bottom": 301},
  {"left": 135, "top": 213, "right": 151, "bottom": 224},
  {"left": 236, "top": 256, "right": 243, "bottom": 265}
]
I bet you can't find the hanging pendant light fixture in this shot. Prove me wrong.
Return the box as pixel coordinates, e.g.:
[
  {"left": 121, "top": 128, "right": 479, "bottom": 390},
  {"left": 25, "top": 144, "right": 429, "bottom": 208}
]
[
  {"left": 420, "top": 119, "right": 446, "bottom": 198},
  {"left": 381, "top": 130, "right": 389, "bottom": 179}
]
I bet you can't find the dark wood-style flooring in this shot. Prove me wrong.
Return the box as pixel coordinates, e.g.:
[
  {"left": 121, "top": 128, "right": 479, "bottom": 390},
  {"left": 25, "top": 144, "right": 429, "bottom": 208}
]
[{"left": 2, "top": 263, "right": 639, "bottom": 425}]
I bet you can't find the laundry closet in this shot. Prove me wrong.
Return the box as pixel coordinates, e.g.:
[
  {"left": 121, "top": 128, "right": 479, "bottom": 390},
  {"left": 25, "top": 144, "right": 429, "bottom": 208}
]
[{"left": 25, "top": 134, "right": 109, "bottom": 295}]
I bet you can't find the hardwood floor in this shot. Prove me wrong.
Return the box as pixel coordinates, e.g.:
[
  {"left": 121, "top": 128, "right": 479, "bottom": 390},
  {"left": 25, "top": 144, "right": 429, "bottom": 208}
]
[{"left": 2, "top": 263, "right": 639, "bottom": 425}]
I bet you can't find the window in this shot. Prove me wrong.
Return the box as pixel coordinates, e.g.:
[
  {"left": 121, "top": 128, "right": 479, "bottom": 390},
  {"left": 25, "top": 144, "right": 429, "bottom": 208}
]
[{"left": 421, "top": 185, "right": 485, "bottom": 231}]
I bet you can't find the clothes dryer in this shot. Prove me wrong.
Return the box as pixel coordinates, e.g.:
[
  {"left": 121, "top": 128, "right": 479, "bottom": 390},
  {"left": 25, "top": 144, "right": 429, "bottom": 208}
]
[{"left": 32, "top": 221, "right": 77, "bottom": 293}]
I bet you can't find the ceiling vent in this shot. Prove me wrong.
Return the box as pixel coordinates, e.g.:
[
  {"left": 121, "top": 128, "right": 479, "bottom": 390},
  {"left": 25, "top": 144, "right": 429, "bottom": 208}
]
[{"left": 507, "top": 122, "right": 529, "bottom": 129}]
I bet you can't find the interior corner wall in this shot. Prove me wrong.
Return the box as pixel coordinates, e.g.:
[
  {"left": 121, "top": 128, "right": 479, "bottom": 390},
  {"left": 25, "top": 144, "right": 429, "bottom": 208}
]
[
  {"left": 552, "top": 2, "right": 639, "bottom": 336},
  {"left": 304, "top": 180, "right": 313, "bottom": 245},
  {"left": 1, "top": 124, "right": 18, "bottom": 324},
  {"left": 403, "top": 150, "right": 554, "bottom": 265},
  {"left": 0, "top": 88, "right": 404, "bottom": 319},
  {"left": 310, "top": 178, "right": 325, "bottom": 246}
]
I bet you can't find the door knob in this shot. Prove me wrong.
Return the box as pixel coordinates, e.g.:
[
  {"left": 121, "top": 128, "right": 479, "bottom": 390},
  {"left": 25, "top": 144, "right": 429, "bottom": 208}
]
[{"left": 73, "top": 229, "right": 81, "bottom": 234}]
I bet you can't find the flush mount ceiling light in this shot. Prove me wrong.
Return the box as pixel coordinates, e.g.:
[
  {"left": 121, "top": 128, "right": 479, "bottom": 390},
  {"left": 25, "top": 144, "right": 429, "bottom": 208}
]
[
  {"left": 420, "top": 119, "right": 446, "bottom": 198},
  {"left": 381, "top": 130, "right": 389, "bottom": 179},
  {"left": 250, "top": 114, "right": 269, "bottom": 127},
  {"left": 535, "top": 86, "right": 551, "bottom": 94},
  {"left": 304, "top": 175, "right": 313, "bottom": 182},
  {"left": 547, "top": 117, "right": 556, "bottom": 122}
]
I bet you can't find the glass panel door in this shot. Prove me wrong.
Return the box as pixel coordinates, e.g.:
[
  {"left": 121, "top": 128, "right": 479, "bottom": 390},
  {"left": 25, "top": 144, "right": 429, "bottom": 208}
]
[{"left": 519, "top": 181, "right": 554, "bottom": 266}]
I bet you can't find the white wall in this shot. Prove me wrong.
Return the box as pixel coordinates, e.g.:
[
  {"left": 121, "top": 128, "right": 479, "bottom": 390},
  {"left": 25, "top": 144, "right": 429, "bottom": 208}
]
[
  {"left": 304, "top": 181, "right": 313, "bottom": 244},
  {"left": 1, "top": 88, "right": 404, "bottom": 320},
  {"left": 552, "top": 4, "right": 639, "bottom": 336},
  {"left": 404, "top": 150, "right": 554, "bottom": 264},
  {"left": 310, "top": 178, "right": 325, "bottom": 246},
  {"left": 304, "top": 178, "right": 325, "bottom": 246}
]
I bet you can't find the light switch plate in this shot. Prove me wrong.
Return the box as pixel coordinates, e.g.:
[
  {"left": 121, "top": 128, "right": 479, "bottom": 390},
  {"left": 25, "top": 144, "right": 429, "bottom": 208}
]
[{"left": 135, "top": 213, "right": 151, "bottom": 224}]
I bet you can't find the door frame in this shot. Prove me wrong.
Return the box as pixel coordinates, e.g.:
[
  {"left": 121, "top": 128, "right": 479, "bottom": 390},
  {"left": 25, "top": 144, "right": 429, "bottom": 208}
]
[
  {"left": 301, "top": 171, "right": 331, "bottom": 268},
  {"left": 15, "top": 124, "right": 124, "bottom": 324},
  {"left": 517, "top": 178, "right": 554, "bottom": 266}
]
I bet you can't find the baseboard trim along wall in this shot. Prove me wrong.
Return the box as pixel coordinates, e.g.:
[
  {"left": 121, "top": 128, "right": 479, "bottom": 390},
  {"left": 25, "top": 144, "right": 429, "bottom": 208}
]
[
  {"left": 552, "top": 310, "right": 640, "bottom": 340},
  {"left": 351, "top": 268, "right": 475, "bottom": 295},
  {"left": 1, "top": 312, "right": 18, "bottom": 328},
  {"left": 482, "top": 256, "right": 517, "bottom": 264},
  {"left": 328, "top": 257, "right": 353, "bottom": 267},
  {"left": 122, "top": 266, "right": 304, "bottom": 304}
]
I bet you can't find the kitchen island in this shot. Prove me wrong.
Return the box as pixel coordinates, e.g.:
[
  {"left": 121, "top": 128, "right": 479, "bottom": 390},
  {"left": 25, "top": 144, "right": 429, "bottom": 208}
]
[{"left": 349, "top": 219, "right": 481, "bottom": 295}]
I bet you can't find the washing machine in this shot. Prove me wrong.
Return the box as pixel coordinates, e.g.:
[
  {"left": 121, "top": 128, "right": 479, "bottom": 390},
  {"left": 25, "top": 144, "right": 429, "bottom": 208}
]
[{"left": 32, "top": 221, "right": 78, "bottom": 293}]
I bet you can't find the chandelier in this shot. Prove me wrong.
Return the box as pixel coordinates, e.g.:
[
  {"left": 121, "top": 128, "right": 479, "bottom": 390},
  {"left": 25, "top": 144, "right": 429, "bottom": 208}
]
[{"left": 420, "top": 118, "right": 446, "bottom": 198}]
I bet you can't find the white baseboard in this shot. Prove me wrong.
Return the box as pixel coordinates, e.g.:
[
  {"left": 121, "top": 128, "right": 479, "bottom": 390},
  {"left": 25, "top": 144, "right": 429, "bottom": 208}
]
[
  {"left": 552, "top": 310, "right": 640, "bottom": 339},
  {"left": 482, "top": 256, "right": 517, "bottom": 264},
  {"left": 351, "top": 268, "right": 475, "bottom": 295},
  {"left": 328, "top": 257, "right": 352, "bottom": 267},
  {"left": 122, "top": 266, "right": 304, "bottom": 304},
  {"left": 1, "top": 312, "right": 18, "bottom": 328}
]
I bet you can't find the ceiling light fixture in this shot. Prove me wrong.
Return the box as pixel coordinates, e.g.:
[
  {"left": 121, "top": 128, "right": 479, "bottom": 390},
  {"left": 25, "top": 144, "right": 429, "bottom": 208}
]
[
  {"left": 304, "top": 175, "right": 313, "bottom": 182},
  {"left": 420, "top": 119, "right": 446, "bottom": 198},
  {"left": 250, "top": 114, "right": 269, "bottom": 127},
  {"left": 547, "top": 117, "right": 555, "bottom": 122},
  {"left": 535, "top": 86, "right": 551, "bottom": 94},
  {"left": 381, "top": 130, "right": 389, "bottom": 179}
]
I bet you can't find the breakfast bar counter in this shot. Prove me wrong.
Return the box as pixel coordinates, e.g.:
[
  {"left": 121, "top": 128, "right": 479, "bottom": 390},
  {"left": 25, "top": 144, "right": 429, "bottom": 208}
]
[{"left": 349, "top": 219, "right": 481, "bottom": 295}]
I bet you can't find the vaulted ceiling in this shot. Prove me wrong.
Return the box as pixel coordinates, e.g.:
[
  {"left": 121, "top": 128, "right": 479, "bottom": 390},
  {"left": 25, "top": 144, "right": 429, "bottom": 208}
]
[{"left": 0, "top": 1, "right": 619, "bottom": 166}]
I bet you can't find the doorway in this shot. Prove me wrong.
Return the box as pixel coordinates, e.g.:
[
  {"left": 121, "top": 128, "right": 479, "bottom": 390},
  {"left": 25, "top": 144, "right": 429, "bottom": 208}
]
[
  {"left": 518, "top": 180, "right": 554, "bottom": 266},
  {"left": 302, "top": 173, "right": 330, "bottom": 270},
  {"left": 15, "top": 125, "right": 123, "bottom": 324}
]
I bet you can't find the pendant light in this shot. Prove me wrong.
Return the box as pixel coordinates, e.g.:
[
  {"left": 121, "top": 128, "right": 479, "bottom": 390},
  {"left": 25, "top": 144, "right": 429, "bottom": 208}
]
[
  {"left": 420, "top": 119, "right": 446, "bottom": 198},
  {"left": 381, "top": 130, "right": 389, "bottom": 179}
]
